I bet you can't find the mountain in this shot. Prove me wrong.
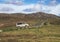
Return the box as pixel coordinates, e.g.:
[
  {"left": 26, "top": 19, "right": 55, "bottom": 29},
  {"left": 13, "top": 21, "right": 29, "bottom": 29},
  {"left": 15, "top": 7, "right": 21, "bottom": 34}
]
[{"left": 0, "top": 12, "right": 60, "bottom": 28}]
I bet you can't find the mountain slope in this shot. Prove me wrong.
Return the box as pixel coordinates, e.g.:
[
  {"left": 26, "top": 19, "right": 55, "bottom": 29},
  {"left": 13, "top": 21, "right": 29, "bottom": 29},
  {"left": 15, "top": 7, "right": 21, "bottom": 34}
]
[{"left": 0, "top": 12, "right": 60, "bottom": 28}]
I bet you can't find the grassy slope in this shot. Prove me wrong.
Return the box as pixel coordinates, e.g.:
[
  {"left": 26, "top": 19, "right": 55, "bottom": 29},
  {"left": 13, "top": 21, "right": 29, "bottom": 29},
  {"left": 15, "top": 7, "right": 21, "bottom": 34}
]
[{"left": 0, "top": 25, "right": 60, "bottom": 42}]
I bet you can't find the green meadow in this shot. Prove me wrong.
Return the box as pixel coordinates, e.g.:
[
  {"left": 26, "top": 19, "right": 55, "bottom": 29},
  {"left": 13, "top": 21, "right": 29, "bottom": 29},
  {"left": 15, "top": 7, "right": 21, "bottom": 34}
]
[{"left": 0, "top": 25, "right": 60, "bottom": 42}]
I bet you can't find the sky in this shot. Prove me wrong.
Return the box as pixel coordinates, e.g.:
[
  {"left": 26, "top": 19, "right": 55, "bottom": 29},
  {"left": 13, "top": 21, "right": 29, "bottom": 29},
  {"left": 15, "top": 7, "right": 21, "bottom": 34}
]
[{"left": 0, "top": 0, "right": 60, "bottom": 16}]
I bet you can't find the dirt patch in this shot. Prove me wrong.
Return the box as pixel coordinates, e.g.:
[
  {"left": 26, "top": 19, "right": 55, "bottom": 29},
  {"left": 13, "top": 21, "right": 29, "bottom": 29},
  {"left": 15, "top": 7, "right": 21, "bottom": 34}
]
[{"left": 0, "top": 24, "right": 4, "bottom": 27}]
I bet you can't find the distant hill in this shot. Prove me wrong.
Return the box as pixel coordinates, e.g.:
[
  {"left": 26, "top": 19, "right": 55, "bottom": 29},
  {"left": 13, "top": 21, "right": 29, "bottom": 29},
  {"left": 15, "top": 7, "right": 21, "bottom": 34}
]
[{"left": 0, "top": 12, "right": 60, "bottom": 28}]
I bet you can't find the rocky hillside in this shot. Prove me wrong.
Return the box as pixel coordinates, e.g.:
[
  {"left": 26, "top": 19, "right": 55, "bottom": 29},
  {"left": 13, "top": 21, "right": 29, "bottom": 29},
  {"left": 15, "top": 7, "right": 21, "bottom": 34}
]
[{"left": 0, "top": 12, "right": 60, "bottom": 28}]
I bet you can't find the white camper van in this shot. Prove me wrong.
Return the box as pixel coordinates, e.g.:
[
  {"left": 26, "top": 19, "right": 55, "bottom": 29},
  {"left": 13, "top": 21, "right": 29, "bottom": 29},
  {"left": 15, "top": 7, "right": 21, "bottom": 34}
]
[{"left": 16, "top": 22, "right": 29, "bottom": 28}]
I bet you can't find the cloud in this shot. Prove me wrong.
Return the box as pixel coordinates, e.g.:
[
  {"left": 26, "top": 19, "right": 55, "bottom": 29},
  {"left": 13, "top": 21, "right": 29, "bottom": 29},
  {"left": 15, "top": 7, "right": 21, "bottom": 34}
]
[
  {"left": 0, "top": 2, "right": 60, "bottom": 16},
  {"left": 0, "top": 8, "right": 13, "bottom": 12},
  {"left": 37, "top": 0, "right": 47, "bottom": 4},
  {"left": 3, "top": 0, "right": 24, "bottom": 5},
  {"left": 41, "top": 4, "right": 60, "bottom": 15},
  {"left": 0, "top": 4, "right": 36, "bottom": 13},
  {"left": 49, "top": 0, "right": 57, "bottom": 6}
]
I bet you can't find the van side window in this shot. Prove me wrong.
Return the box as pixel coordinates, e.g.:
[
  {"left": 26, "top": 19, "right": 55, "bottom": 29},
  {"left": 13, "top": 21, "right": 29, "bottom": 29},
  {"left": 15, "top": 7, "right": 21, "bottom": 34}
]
[{"left": 17, "top": 23, "right": 22, "bottom": 25}]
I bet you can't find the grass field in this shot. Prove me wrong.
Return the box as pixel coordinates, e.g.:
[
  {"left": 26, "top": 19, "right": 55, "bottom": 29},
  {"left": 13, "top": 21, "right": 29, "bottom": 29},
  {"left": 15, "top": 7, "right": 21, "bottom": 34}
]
[{"left": 0, "top": 25, "right": 60, "bottom": 42}]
